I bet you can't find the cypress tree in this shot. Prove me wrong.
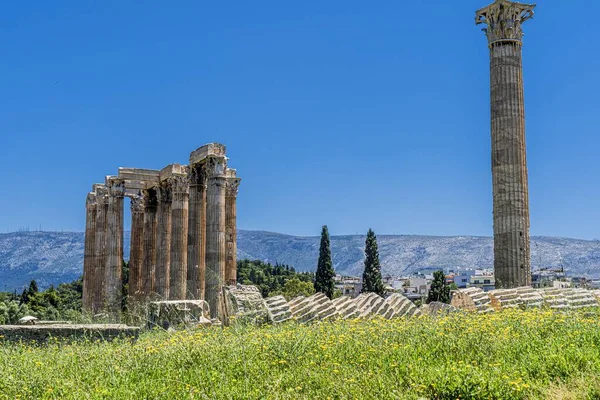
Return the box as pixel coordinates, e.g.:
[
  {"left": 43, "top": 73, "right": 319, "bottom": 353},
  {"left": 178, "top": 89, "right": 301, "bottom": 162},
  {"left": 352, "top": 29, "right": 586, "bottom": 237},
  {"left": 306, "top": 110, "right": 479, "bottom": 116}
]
[
  {"left": 427, "top": 270, "right": 451, "bottom": 304},
  {"left": 314, "top": 225, "right": 335, "bottom": 299},
  {"left": 361, "top": 229, "right": 385, "bottom": 296}
]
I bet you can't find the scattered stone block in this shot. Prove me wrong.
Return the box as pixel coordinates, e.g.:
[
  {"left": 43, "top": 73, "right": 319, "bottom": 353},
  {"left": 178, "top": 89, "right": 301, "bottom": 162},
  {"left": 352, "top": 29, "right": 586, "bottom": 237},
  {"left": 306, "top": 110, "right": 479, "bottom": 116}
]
[
  {"left": 332, "top": 296, "right": 360, "bottom": 319},
  {"left": 147, "top": 300, "right": 210, "bottom": 330},
  {"left": 220, "top": 285, "right": 268, "bottom": 326},
  {"left": 451, "top": 288, "right": 493, "bottom": 313},
  {"left": 0, "top": 324, "right": 139, "bottom": 343},
  {"left": 264, "top": 295, "right": 293, "bottom": 323},
  {"left": 386, "top": 293, "right": 420, "bottom": 317},
  {"left": 419, "top": 302, "right": 458, "bottom": 316}
]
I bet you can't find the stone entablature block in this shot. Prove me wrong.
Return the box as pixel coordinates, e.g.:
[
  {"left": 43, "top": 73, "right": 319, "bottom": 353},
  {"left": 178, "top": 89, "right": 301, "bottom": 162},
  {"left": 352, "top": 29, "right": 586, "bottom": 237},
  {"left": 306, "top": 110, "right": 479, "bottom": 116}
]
[{"left": 190, "top": 143, "right": 227, "bottom": 165}]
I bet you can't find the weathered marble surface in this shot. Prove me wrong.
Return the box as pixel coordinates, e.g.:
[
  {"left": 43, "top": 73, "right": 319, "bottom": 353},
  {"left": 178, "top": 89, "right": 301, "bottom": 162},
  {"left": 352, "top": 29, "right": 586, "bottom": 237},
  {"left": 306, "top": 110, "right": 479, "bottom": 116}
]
[
  {"left": 82, "top": 143, "right": 240, "bottom": 318},
  {"left": 476, "top": 0, "right": 536, "bottom": 288},
  {"left": 147, "top": 300, "right": 210, "bottom": 329},
  {"left": 0, "top": 324, "right": 140, "bottom": 343}
]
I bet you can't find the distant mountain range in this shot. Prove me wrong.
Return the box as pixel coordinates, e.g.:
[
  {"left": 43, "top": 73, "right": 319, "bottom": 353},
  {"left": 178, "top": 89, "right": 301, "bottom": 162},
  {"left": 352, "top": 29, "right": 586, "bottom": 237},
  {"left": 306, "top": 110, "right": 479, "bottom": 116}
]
[{"left": 1, "top": 230, "right": 599, "bottom": 291}]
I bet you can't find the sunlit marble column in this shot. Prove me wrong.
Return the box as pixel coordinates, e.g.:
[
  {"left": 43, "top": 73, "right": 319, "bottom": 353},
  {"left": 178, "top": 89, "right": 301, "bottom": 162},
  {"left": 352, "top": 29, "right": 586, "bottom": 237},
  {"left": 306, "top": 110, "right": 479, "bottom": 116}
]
[
  {"left": 187, "top": 163, "right": 207, "bottom": 300},
  {"left": 105, "top": 177, "right": 125, "bottom": 315},
  {"left": 141, "top": 188, "right": 158, "bottom": 300},
  {"left": 169, "top": 172, "right": 189, "bottom": 300},
  {"left": 93, "top": 185, "right": 109, "bottom": 313},
  {"left": 476, "top": 0, "right": 535, "bottom": 288},
  {"left": 128, "top": 193, "right": 145, "bottom": 302},
  {"left": 225, "top": 170, "right": 241, "bottom": 286},
  {"left": 205, "top": 156, "right": 227, "bottom": 317},
  {"left": 155, "top": 181, "right": 172, "bottom": 300},
  {"left": 82, "top": 192, "right": 97, "bottom": 313}
]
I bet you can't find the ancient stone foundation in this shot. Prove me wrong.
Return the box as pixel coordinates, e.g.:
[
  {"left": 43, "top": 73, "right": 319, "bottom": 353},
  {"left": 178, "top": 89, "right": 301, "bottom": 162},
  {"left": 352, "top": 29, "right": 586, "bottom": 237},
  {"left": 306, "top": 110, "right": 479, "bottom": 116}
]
[
  {"left": 0, "top": 324, "right": 140, "bottom": 343},
  {"left": 82, "top": 143, "right": 240, "bottom": 318}
]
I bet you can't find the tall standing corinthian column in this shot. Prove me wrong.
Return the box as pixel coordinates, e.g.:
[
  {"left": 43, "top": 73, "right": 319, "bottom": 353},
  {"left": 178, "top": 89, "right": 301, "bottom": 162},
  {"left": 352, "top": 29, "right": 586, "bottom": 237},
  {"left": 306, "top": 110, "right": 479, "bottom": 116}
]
[
  {"left": 82, "top": 192, "right": 97, "bottom": 313},
  {"left": 205, "top": 155, "right": 227, "bottom": 317},
  {"left": 187, "top": 163, "right": 207, "bottom": 300},
  {"left": 129, "top": 193, "right": 145, "bottom": 302},
  {"left": 141, "top": 188, "right": 158, "bottom": 300},
  {"left": 93, "top": 185, "right": 109, "bottom": 313},
  {"left": 225, "top": 169, "right": 241, "bottom": 286},
  {"left": 105, "top": 177, "right": 125, "bottom": 315},
  {"left": 155, "top": 180, "right": 172, "bottom": 300},
  {"left": 476, "top": 0, "right": 535, "bottom": 288},
  {"left": 169, "top": 171, "right": 189, "bottom": 300}
]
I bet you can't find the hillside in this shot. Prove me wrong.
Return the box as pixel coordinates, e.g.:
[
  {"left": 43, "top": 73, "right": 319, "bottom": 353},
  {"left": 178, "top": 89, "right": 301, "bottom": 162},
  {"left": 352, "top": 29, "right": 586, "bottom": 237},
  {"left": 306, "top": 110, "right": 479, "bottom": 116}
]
[{"left": 1, "top": 230, "right": 599, "bottom": 291}]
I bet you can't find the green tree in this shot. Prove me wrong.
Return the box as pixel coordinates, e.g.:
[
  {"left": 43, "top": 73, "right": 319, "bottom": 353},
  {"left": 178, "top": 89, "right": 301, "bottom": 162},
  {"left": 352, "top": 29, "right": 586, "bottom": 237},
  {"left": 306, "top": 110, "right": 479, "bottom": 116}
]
[
  {"left": 314, "top": 225, "right": 335, "bottom": 299},
  {"left": 273, "top": 277, "right": 315, "bottom": 300},
  {"left": 361, "top": 229, "right": 385, "bottom": 296},
  {"left": 237, "top": 259, "right": 312, "bottom": 298},
  {"left": 427, "top": 270, "right": 451, "bottom": 304}
]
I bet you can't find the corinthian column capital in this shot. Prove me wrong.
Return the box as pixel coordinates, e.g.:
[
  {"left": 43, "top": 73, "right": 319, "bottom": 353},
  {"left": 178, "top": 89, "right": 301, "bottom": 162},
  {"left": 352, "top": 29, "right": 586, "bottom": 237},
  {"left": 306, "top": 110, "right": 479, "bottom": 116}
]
[
  {"left": 205, "top": 156, "right": 227, "bottom": 179},
  {"left": 86, "top": 192, "right": 98, "bottom": 211},
  {"left": 476, "top": 0, "right": 535, "bottom": 45},
  {"left": 225, "top": 177, "right": 241, "bottom": 198},
  {"left": 106, "top": 177, "right": 125, "bottom": 197},
  {"left": 130, "top": 193, "right": 146, "bottom": 214},
  {"left": 94, "top": 185, "right": 109, "bottom": 205},
  {"left": 188, "top": 164, "right": 207, "bottom": 188},
  {"left": 157, "top": 181, "right": 172, "bottom": 203},
  {"left": 169, "top": 171, "right": 190, "bottom": 195}
]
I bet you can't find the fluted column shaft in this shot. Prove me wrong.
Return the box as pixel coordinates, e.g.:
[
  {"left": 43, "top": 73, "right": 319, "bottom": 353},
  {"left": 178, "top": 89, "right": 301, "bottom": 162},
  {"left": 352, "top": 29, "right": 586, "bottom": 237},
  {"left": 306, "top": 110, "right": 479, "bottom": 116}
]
[
  {"left": 82, "top": 193, "right": 97, "bottom": 313},
  {"left": 105, "top": 179, "right": 125, "bottom": 315},
  {"left": 476, "top": 1, "right": 535, "bottom": 288},
  {"left": 155, "top": 182, "right": 172, "bottom": 300},
  {"left": 205, "top": 157, "right": 227, "bottom": 317},
  {"left": 129, "top": 194, "right": 145, "bottom": 302},
  {"left": 225, "top": 176, "right": 241, "bottom": 286},
  {"left": 93, "top": 187, "right": 109, "bottom": 313},
  {"left": 490, "top": 41, "right": 530, "bottom": 288},
  {"left": 187, "top": 164, "right": 207, "bottom": 300},
  {"left": 141, "top": 189, "right": 158, "bottom": 300},
  {"left": 169, "top": 174, "right": 189, "bottom": 300}
]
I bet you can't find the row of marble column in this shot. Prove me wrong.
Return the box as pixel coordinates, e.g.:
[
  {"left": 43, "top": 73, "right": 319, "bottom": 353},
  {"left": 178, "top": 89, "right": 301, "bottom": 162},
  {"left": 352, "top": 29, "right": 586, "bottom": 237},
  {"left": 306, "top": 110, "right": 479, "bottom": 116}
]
[{"left": 82, "top": 149, "right": 240, "bottom": 317}]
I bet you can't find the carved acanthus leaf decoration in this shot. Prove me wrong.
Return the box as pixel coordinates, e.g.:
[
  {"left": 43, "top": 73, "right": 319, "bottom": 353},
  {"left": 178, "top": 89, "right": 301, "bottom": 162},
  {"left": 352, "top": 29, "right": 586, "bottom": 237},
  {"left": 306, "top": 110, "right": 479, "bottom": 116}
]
[
  {"left": 86, "top": 193, "right": 98, "bottom": 210},
  {"left": 476, "top": 0, "right": 535, "bottom": 45},
  {"left": 130, "top": 194, "right": 146, "bottom": 213},
  {"left": 226, "top": 178, "right": 241, "bottom": 197},
  {"left": 205, "top": 156, "right": 227, "bottom": 179}
]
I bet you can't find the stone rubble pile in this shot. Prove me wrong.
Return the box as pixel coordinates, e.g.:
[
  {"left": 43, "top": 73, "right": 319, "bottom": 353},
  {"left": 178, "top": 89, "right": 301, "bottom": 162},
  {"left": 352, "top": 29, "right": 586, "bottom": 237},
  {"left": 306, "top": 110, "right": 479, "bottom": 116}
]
[
  {"left": 147, "top": 284, "right": 600, "bottom": 329},
  {"left": 452, "top": 287, "right": 600, "bottom": 312},
  {"left": 450, "top": 287, "right": 494, "bottom": 313},
  {"left": 221, "top": 285, "right": 423, "bottom": 326}
]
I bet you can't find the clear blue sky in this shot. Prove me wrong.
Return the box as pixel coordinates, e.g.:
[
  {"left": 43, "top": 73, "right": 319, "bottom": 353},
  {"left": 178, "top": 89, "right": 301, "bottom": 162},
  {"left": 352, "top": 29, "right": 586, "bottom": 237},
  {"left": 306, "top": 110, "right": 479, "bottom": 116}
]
[{"left": 1, "top": 1, "right": 599, "bottom": 239}]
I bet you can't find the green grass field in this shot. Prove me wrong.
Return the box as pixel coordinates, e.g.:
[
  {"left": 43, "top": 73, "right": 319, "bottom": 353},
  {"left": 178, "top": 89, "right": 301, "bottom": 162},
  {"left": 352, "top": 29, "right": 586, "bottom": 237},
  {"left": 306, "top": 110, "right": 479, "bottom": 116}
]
[{"left": 2, "top": 309, "right": 600, "bottom": 399}]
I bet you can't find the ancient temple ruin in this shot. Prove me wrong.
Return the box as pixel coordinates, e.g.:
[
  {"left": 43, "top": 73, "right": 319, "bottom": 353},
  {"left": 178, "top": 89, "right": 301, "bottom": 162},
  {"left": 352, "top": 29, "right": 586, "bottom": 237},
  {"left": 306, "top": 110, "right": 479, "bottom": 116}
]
[
  {"left": 81, "top": 143, "right": 241, "bottom": 317},
  {"left": 476, "top": 0, "right": 535, "bottom": 288}
]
